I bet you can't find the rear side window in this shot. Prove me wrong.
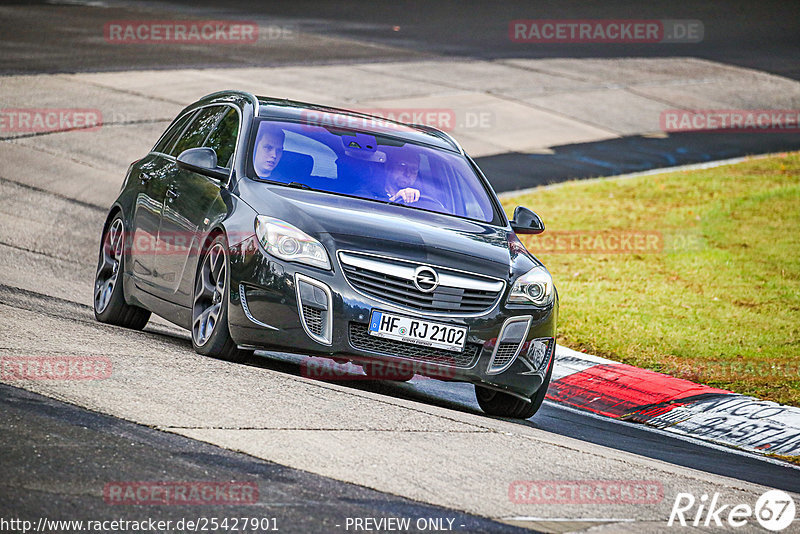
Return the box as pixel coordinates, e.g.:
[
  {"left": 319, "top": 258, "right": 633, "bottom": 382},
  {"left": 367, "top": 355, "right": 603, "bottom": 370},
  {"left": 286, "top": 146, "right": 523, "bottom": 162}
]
[
  {"left": 170, "top": 106, "right": 227, "bottom": 157},
  {"left": 204, "top": 107, "right": 239, "bottom": 168},
  {"left": 153, "top": 111, "right": 195, "bottom": 154}
]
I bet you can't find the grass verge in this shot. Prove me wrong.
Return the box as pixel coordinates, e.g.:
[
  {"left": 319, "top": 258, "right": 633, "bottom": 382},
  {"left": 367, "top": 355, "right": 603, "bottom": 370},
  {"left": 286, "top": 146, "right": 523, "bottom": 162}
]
[{"left": 501, "top": 152, "right": 800, "bottom": 406}]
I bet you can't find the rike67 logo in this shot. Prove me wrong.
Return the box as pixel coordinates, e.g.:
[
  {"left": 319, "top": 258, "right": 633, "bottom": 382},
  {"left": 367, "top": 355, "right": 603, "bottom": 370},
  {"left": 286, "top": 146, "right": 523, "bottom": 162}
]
[{"left": 668, "top": 490, "right": 796, "bottom": 531}]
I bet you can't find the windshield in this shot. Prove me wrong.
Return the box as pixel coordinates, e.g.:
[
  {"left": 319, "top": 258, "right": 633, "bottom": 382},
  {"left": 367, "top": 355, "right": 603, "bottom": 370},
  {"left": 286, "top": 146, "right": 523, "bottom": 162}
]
[{"left": 247, "top": 119, "right": 499, "bottom": 224}]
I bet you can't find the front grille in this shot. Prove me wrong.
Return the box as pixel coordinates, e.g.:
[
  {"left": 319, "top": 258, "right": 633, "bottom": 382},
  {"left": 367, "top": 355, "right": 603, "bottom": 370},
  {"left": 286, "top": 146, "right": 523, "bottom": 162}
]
[
  {"left": 348, "top": 323, "right": 481, "bottom": 368},
  {"left": 492, "top": 342, "right": 519, "bottom": 367},
  {"left": 340, "top": 253, "right": 503, "bottom": 314},
  {"left": 302, "top": 305, "right": 324, "bottom": 336}
]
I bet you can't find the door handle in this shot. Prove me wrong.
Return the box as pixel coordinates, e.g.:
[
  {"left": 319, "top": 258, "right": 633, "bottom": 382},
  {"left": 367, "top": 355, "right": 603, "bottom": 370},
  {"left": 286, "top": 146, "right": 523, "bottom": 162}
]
[{"left": 166, "top": 187, "right": 179, "bottom": 201}]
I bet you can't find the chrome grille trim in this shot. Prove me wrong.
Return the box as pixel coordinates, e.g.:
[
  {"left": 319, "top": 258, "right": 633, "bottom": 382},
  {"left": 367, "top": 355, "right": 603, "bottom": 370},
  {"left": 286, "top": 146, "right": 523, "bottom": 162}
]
[
  {"left": 338, "top": 251, "right": 505, "bottom": 316},
  {"left": 340, "top": 252, "right": 504, "bottom": 292}
]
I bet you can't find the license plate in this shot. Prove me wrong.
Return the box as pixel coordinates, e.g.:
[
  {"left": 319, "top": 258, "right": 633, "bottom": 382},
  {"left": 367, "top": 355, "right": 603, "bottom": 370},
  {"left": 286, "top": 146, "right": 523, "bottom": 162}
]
[{"left": 368, "top": 310, "right": 467, "bottom": 352}]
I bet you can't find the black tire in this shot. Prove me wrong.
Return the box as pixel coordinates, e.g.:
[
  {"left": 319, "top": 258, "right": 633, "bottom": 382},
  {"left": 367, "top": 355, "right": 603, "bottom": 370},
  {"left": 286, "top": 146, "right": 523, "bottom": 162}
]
[
  {"left": 93, "top": 215, "right": 151, "bottom": 329},
  {"left": 191, "top": 234, "right": 252, "bottom": 364},
  {"left": 475, "top": 363, "right": 553, "bottom": 419}
]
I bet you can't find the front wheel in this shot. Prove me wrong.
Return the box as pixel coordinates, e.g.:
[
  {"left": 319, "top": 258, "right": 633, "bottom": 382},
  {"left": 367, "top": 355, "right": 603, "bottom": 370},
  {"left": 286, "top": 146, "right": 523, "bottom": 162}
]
[
  {"left": 93, "top": 215, "right": 151, "bottom": 329},
  {"left": 475, "top": 365, "right": 552, "bottom": 419},
  {"left": 191, "top": 234, "right": 251, "bottom": 363}
]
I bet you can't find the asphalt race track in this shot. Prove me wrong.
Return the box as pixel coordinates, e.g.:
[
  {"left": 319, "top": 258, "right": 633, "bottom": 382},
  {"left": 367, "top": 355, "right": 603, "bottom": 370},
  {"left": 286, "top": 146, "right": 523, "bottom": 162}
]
[
  {"left": 4, "top": 0, "right": 798, "bottom": 78},
  {"left": 2, "top": 0, "right": 800, "bottom": 185},
  {"left": 0, "top": 384, "right": 530, "bottom": 534},
  {"left": 1, "top": 1, "right": 799, "bottom": 532}
]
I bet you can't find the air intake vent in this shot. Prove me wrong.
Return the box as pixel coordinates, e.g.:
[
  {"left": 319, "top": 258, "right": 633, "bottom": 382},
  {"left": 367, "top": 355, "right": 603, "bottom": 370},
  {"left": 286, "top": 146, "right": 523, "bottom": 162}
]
[
  {"left": 492, "top": 342, "right": 520, "bottom": 368},
  {"left": 486, "top": 315, "right": 532, "bottom": 374},
  {"left": 301, "top": 305, "right": 324, "bottom": 337},
  {"left": 295, "top": 274, "right": 332, "bottom": 345}
]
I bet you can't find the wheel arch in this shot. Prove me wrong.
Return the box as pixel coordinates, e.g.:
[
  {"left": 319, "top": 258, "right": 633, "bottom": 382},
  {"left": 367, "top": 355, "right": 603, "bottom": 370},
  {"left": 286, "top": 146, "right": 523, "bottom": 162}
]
[
  {"left": 196, "top": 225, "right": 228, "bottom": 270},
  {"left": 101, "top": 204, "right": 124, "bottom": 235}
]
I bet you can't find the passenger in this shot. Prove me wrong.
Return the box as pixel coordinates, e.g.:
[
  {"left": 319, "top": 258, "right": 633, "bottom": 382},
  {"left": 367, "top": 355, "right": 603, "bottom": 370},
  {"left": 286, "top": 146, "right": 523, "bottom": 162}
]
[{"left": 253, "top": 125, "right": 285, "bottom": 179}]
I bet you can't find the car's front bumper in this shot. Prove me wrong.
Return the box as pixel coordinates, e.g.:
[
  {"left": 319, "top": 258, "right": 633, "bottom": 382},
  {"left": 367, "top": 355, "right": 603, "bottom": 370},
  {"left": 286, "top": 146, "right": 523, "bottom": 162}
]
[{"left": 226, "top": 237, "right": 557, "bottom": 400}]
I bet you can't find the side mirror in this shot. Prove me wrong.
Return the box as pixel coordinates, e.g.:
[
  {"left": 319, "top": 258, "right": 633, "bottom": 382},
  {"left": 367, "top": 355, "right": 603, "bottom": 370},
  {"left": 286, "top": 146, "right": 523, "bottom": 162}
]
[
  {"left": 176, "top": 147, "right": 229, "bottom": 181},
  {"left": 510, "top": 206, "right": 545, "bottom": 234}
]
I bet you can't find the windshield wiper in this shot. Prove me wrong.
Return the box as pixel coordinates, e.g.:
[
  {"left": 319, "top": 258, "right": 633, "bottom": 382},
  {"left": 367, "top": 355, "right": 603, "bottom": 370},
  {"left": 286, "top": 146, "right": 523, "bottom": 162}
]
[{"left": 287, "top": 181, "right": 313, "bottom": 190}]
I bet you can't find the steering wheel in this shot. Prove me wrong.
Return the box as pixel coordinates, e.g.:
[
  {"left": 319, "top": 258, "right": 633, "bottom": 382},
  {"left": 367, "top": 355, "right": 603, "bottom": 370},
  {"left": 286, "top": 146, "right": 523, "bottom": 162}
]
[{"left": 411, "top": 195, "right": 447, "bottom": 212}]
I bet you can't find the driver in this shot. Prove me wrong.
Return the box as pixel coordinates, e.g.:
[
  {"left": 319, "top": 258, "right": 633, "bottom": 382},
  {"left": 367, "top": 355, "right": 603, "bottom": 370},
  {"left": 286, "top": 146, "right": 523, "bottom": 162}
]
[
  {"left": 383, "top": 150, "right": 421, "bottom": 204},
  {"left": 253, "top": 125, "right": 285, "bottom": 179}
]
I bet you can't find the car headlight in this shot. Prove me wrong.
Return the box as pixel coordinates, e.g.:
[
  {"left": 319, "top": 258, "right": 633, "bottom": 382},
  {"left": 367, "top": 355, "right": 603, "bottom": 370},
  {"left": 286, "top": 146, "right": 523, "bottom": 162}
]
[
  {"left": 507, "top": 265, "right": 554, "bottom": 306},
  {"left": 254, "top": 216, "right": 331, "bottom": 270}
]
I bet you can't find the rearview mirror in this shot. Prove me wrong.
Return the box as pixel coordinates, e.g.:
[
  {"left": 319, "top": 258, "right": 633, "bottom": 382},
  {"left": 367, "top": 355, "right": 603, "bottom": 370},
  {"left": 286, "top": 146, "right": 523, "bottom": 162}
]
[
  {"left": 510, "top": 206, "right": 545, "bottom": 234},
  {"left": 176, "top": 147, "right": 229, "bottom": 181}
]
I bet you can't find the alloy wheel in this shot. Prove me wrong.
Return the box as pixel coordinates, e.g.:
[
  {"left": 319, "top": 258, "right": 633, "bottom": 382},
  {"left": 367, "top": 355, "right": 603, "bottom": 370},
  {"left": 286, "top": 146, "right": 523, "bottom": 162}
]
[
  {"left": 94, "top": 218, "right": 124, "bottom": 314},
  {"left": 192, "top": 242, "right": 227, "bottom": 346}
]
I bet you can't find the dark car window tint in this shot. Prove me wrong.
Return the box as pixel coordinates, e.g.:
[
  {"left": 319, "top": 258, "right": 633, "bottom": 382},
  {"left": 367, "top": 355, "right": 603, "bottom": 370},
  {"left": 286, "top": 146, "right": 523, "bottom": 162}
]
[
  {"left": 204, "top": 107, "right": 239, "bottom": 169},
  {"left": 170, "top": 106, "right": 226, "bottom": 157},
  {"left": 153, "top": 111, "right": 195, "bottom": 154}
]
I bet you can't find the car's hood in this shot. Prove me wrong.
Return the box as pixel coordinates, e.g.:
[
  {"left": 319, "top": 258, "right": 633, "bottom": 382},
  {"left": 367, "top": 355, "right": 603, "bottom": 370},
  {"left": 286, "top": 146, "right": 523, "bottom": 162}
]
[{"left": 254, "top": 185, "right": 515, "bottom": 279}]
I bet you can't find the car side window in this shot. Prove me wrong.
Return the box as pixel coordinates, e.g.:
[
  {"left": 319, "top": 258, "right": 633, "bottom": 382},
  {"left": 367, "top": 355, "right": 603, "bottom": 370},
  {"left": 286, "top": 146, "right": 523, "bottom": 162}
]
[
  {"left": 153, "top": 111, "right": 195, "bottom": 154},
  {"left": 204, "top": 107, "right": 239, "bottom": 169},
  {"left": 170, "top": 106, "right": 227, "bottom": 157}
]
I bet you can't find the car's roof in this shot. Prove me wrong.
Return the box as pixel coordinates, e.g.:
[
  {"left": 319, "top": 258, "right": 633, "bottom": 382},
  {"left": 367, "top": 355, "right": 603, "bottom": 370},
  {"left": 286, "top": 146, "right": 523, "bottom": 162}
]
[{"left": 191, "top": 90, "right": 462, "bottom": 153}]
